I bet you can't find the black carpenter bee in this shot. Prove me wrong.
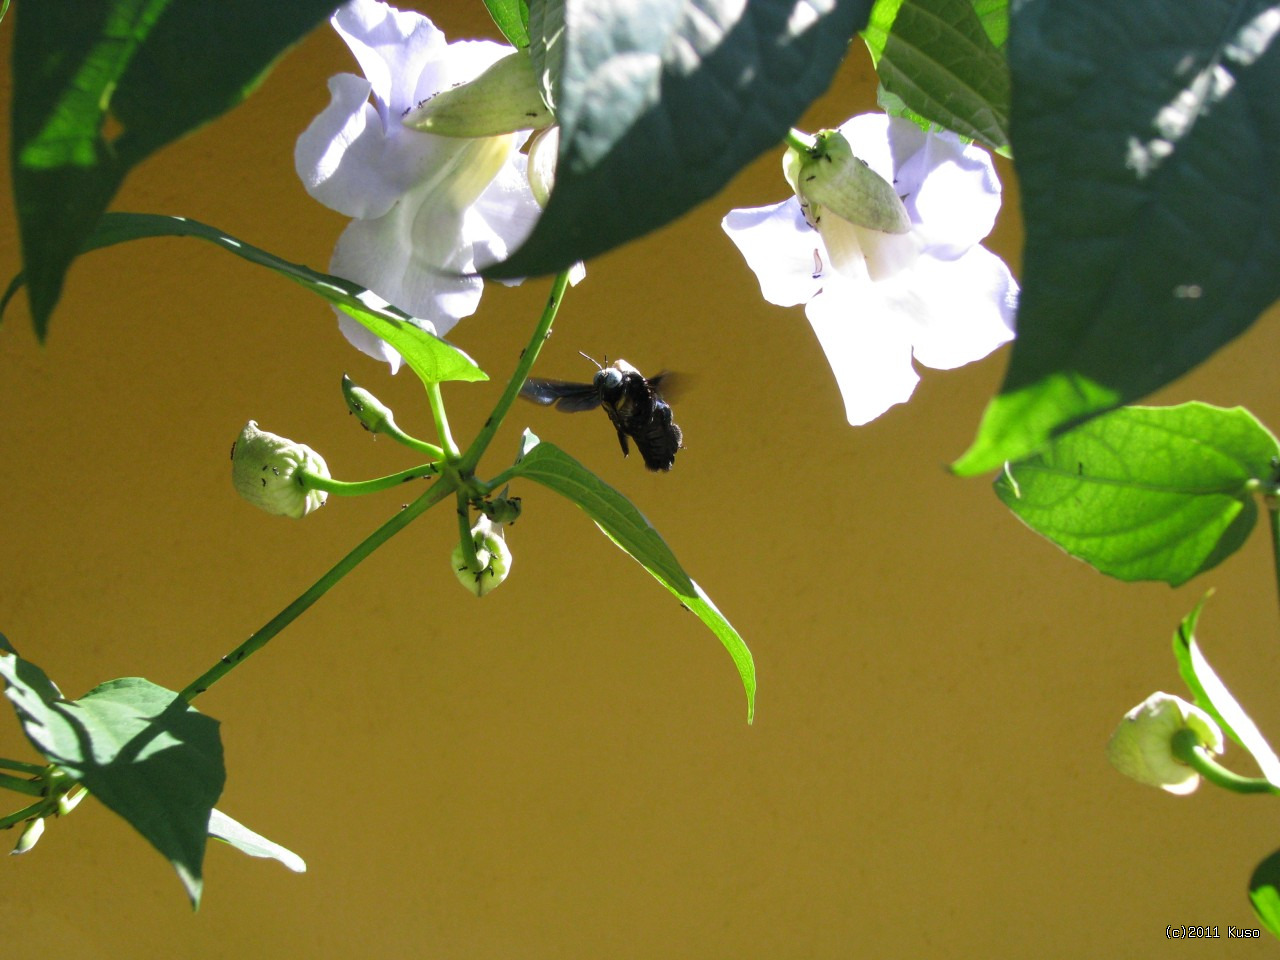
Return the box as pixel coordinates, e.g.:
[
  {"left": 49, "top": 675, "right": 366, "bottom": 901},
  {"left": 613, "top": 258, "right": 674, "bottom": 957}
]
[{"left": 520, "top": 355, "right": 683, "bottom": 471}]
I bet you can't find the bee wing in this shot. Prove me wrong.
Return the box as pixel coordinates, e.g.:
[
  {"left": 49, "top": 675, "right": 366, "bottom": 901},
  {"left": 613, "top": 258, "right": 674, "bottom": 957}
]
[
  {"left": 519, "top": 377, "right": 602, "bottom": 412},
  {"left": 646, "top": 371, "right": 686, "bottom": 403}
]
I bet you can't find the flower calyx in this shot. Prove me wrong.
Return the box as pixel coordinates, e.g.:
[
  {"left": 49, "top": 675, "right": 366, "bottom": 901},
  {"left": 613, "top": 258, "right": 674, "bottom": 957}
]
[
  {"left": 786, "top": 129, "right": 910, "bottom": 236},
  {"left": 403, "top": 49, "right": 553, "bottom": 139},
  {"left": 231, "top": 421, "right": 330, "bottom": 519},
  {"left": 1106, "top": 692, "right": 1224, "bottom": 795}
]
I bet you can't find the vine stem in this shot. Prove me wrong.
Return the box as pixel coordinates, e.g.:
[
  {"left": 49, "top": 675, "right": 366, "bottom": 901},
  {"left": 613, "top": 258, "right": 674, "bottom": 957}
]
[
  {"left": 1269, "top": 498, "right": 1280, "bottom": 623},
  {"left": 459, "top": 268, "right": 572, "bottom": 474},
  {"left": 179, "top": 477, "right": 456, "bottom": 702},
  {"left": 1172, "top": 728, "right": 1279, "bottom": 795},
  {"left": 299, "top": 463, "right": 438, "bottom": 496},
  {"left": 785, "top": 127, "right": 817, "bottom": 154}
]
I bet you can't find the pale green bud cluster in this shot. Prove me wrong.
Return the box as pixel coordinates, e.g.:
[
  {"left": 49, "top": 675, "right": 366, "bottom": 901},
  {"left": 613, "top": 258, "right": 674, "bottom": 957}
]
[
  {"left": 1106, "top": 692, "right": 1224, "bottom": 795},
  {"left": 452, "top": 514, "right": 512, "bottom": 597},
  {"left": 231, "top": 421, "right": 330, "bottom": 519},
  {"left": 403, "top": 50, "right": 552, "bottom": 138}
]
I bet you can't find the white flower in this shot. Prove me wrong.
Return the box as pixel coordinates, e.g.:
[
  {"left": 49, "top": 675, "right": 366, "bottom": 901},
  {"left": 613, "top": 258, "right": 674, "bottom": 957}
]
[
  {"left": 296, "top": 0, "right": 542, "bottom": 371},
  {"left": 1106, "top": 692, "right": 1224, "bottom": 795},
  {"left": 722, "top": 114, "right": 1018, "bottom": 426},
  {"left": 231, "top": 421, "right": 330, "bottom": 519}
]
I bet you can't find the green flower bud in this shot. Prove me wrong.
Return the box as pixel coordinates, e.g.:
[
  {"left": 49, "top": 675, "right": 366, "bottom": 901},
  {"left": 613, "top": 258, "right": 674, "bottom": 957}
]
[
  {"left": 451, "top": 515, "right": 512, "bottom": 597},
  {"left": 231, "top": 421, "right": 329, "bottom": 519},
  {"left": 403, "top": 50, "right": 553, "bottom": 138},
  {"left": 477, "top": 488, "right": 523, "bottom": 525},
  {"left": 1106, "top": 692, "right": 1224, "bottom": 795},
  {"left": 341, "top": 373, "right": 398, "bottom": 436},
  {"left": 526, "top": 125, "right": 559, "bottom": 208},
  {"left": 11, "top": 817, "right": 44, "bottom": 856},
  {"left": 786, "top": 129, "right": 910, "bottom": 235}
]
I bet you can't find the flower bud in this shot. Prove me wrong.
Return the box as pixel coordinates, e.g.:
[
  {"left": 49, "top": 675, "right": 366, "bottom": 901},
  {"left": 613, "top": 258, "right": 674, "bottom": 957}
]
[
  {"left": 477, "top": 489, "right": 522, "bottom": 525},
  {"left": 10, "top": 817, "right": 44, "bottom": 856},
  {"left": 231, "top": 421, "right": 330, "bottom": 519},
  {"left": 526, "top": 125, "right": 559, "bottom": 208},
  {"left": 403, "top": 50, "right": 552, "bottom": 138},
  {"left": 1106, "top": 692, "right": 1224, "bottom": 795},
  {"left": 451, "top": 515, "right": 512, "bottom": 597},
  {"left": 341, "top": 374, "right": 398, "bottom": 436},
  {"left": 787, "top": 129, "right": 911, "bottom": 235}
]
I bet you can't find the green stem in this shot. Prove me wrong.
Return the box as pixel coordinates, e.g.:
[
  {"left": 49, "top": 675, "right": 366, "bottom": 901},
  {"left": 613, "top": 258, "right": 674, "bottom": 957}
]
[
  {"left": 381, "top": 421, "right": 445, "bottom": 459},
  {"left": 1268, "top": 498, "right": 1280, "bottom": 623},
  {"left": 785, "top": 127, "right": 816, "bottom": 155},
  {"left": 0, "top": 800, "right": 45, "bottom": 831},
  {"left": 1172, "top": 729, "right": 1280, "bottom": 795},
  {"left": 180, "top": 477, "right": 456, "bottom": 701},
  {"left": 455, "top": 493, "right": 482, "bottom": 573},
  {"left": 299, "top": 463, "right": 439, "bottom": 496},
  {"left": 426, "top": 382, "right": 459, "bottom": 459},
  {"left": 0, "top": 758, "right": 45, "bottom": 775},
  {"left": 460, "top": 269, "right": 572, "bottom": 474},
  {"left": 0, "top": 772, "right": 43, "bottom": 797}
]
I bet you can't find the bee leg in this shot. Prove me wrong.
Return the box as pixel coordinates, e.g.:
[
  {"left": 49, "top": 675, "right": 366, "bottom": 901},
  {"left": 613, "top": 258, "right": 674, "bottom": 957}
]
[{"left": 614, "top": 427, "right": 630, "bottom": 458}]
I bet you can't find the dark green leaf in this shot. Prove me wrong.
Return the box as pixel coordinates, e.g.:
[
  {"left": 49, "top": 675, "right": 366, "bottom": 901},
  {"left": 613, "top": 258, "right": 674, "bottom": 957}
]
[
  {"left": 1251, "top": 849, "right": 1280, "bottom": 940},
  {"left": 955, "top": 0, "right": 1280, "bottom": 474},
  {"left": 511, "top": 431, "right": 756, "bottom": 722},
  {"left": 487, "top": 0, "right": 874, "bottom": 279},
  {"left": 3, "top": 213, "right": 486, "bottom": 386},
  {"left": 994, "top": 403, "right": 1279, "bottom": 585},
  {"left": 861, "top": 0, "right": 1009, "bottom": 150},
  {"left": 483, "top": 0, "right": 530, "bottom": 48},
  {"left": 970, "top": 0, "right": 1007, "bottom": 49},
  {"left": 1172, "top": 595, "right": 1280, "bottom": 784},
  {"left": 11, "top": 0, "right": 338, "bottom": 336},
  {"left": 0, "top": 639, "right": 224, "bottom": 907},
  {"left": 209, "top": 808, "right": 306, "bottom": 873}
]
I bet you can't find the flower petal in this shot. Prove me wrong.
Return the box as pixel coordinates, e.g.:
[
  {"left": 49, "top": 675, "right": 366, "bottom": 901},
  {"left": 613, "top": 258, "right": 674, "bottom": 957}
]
[
  {"left": 893, "top": 246, "right": 1017, "bottom": 370},
  {"left": 464, "top": 151, "right": 542, "bottom": 271},
  {"left": 722, "top": 200, "right": 824, "bottom": 307},
  {"left": 806, "top": 280, "right": 920, "bottom": 425},
  {"left": 295, "top": 73, "right": 404, "bottom": 219},
  {"left": 839, "top": 113, "right": 926, "bottom": 185},
  {"left": 901, "top": 133, "right": 1003, "bottom": 256},
  {"left": 332, "top": 0, "right": 447, "bottom": 122}
]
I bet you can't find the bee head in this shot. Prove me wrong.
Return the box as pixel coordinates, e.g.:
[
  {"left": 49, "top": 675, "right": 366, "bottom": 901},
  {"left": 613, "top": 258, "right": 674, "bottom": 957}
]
[{"left": 593, "top": 366, "right": 624, "bottom": 395}]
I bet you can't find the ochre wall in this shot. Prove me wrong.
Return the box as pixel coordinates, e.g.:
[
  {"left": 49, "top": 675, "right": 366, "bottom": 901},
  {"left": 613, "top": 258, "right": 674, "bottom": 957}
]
[{"left": 3, "top": 5, "right": 1280, "bottom": 957}]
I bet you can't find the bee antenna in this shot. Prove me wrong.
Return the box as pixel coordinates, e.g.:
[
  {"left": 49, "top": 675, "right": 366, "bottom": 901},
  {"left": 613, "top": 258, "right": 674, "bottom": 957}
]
[{"left": 578, "top": 351, "right": 603, "bottom": 370}]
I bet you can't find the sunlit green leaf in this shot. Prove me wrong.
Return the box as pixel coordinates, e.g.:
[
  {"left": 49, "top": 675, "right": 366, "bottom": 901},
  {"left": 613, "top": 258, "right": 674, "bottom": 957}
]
[
  {"left": 1251, "top": 849, "right": 1280, "bottom": 940},
  {"left": 208, "top": 808, "right": 306, "bottom": 873},
  {"left": 994, "top": 403, "right": 1279, "bottom": 585},
  {"left": 483, "top": 0, "right": 530, "bottom": 48},
  {"left": 11, "top": 0, "right": 338, "bottom": 336},
  {"left": 2, "top": 213, "right": 486, "bottom": 386},
  {"left": 0, "top": 637, "right": 224, "bottom": 907},
  {"left": 487, "top": 0, "right": 874, "bottom": 279},
  {"left": 1172, "top": 595, "right": 1280, "bottom": 785},
  {"left": 955, "top": 0, "right": 1280, "bottom": 474},
  {"left": 511, "top": 431, "right": 756, "bottom": 722},
  {"left": 862, "top": 0, "right": 1009, "bottom": 150}
]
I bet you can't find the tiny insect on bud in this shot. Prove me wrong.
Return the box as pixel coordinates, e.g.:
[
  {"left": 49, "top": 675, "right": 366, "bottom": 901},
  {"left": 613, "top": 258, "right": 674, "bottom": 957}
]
[
  {"left": 786, "top": 129, "right": 911, "bottom": 235},
  {"left": 231, "top": 421, "right": 330, "bottom": 519},
  {"left": 477, "top": 487, "right": 522, "bottom": 525},
  {"left": 403, "top": 50, "right": 552, "bottom": 138},
  {"left": 1106, "top": 692, "right": 1224, "bottom": 795},
  {"left": 451, "top": 515, "right": 512, "bottom": 597},
  {"left": 341, "top": 374, "right": 398, "bottom": 436}
]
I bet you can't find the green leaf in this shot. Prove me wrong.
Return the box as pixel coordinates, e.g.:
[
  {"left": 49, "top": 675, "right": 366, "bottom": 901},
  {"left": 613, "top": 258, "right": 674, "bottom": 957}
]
[
  {"left": 0, "top": 638, "right": 224, "bottom": 907},
  {"left": 11, "top": 0, "right": 339, "bottom": 338},
  {"left": 486, "top": 0, "right": 875, "bottom": 279},
  {"left": 208, "top": 808, "right": 306, "bottom": 874},
  {"left": 3, "top": 213, "right": 486, "bottom": 386},
  {"left": 1172, "top": 595, "right": 1280, "bottom": 785},
  {"left": 1250, "top": 849, "right": 1280, "bottom": 940},
  {"left": 993, "top": 403, "right": 1279, "bottom": 585},
  {"left": 861, "top": 0, "right": 1009, "bottom": 151},
  {"left": 511, "top": 431, "right": 756, "bottom": 722},
  {"left": 483, "top": 0, "right": 530, "bottom": 49},
  {"left": 955, "top": 0, "right": 1280, "bottom": 475}
]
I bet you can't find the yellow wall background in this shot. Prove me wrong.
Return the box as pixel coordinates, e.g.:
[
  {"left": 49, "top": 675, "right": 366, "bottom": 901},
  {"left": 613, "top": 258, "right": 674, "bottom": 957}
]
[{"left": 3, "top": 4, "right": 1280, "bottom": 957}]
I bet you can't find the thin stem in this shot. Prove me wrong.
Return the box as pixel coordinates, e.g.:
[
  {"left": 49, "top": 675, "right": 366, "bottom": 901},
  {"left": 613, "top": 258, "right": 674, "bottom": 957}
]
[
  {"left": 460, "top": 269, "right": 572, "bottom": 474},
  {"left": 785, "top": 127, "right": 817, "bottom": 155},
  {"left": 0, "top": 758, "right": 45, "bottom": 775},
  {"left": 0, "top": 800, "right": 45, "bottom": 831},
  {"left": 1268, "top": 498, "right": 1280, "bottom": 622},
  {"left": 426, "top": 382, "right": 458, "bottom": 459},
  {"left": 381, "top": 421, "right": 445, "bottom": 459},
  {"left": 299, "top": 463, "right": 439, "bottom": 496},
  {"left": 0, "top": 772, "right": 43, "bottom": 797},
  {"left": 180, "top": 477, "right": 456, "bottom": 701},
  {"left": 455, "top": 493, "right": 482, "bottom": 573},
  {"left": 1172, "top": 729, "right": 1280, "bottom": 795}
]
